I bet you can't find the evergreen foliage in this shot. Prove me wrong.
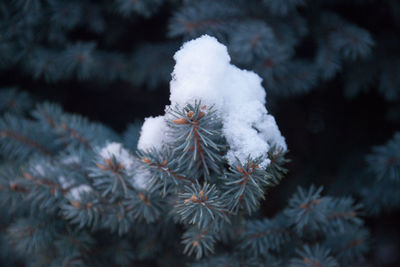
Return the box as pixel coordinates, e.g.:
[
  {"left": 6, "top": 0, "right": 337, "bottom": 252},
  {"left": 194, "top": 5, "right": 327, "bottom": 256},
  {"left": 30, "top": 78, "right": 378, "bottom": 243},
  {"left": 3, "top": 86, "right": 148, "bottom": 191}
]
[
  {"left": 0, "top": 91, "right": 371, "bottom": 266},
  {"left": 361, "top": 133, "right": 400, "bottom": 214},
  {"left": 1, "top": 0, "right": 400, "bottom": 266}
]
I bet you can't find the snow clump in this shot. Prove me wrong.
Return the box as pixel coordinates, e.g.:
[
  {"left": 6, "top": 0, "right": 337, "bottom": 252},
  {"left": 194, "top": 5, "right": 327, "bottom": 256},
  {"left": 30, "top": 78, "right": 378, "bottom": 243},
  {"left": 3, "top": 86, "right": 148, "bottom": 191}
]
[
  {"left": 138, "top": 35, "right": 286, "bottom": 168},
  {"left": 99, "top": 142, "right": 147, "bottom": 190},
  {"left": 99, "top": 142, "right": 135, "bottom": 170}
]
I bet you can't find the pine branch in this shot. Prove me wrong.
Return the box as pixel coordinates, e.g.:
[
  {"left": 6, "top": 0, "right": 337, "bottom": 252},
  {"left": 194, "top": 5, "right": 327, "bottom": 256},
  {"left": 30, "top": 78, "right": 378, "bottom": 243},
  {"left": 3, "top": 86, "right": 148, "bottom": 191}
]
[
  {"left": 175, "top": 182, "right": 229, "bottom": 228},
  {"left": 0, "top": 129, "right": 52, "bottom": 156},
  {"left": 221, "top": 158, "right": 273, "bottom": 214},
  {"left": 167, "top": 102, "right": 225, "bottom": 181}
]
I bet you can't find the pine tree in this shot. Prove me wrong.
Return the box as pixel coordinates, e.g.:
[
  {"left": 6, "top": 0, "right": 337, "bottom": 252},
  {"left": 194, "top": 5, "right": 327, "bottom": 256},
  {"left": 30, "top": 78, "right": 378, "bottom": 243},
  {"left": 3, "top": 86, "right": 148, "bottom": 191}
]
[
  {"left": 1, "top": 0, "right": 400, "bottom": 266},
  {"left": 0, "top": 34, "right": 373, "bottom": 267}
]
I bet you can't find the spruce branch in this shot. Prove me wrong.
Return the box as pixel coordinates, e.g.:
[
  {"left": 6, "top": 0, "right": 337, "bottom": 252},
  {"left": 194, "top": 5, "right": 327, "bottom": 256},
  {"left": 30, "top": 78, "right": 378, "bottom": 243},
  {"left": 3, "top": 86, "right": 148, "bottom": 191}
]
[
  {"left": 267, "top": 146, "right": 290, "bottom": 184},
  {"left": 175, "top": 182, "right": 229, "bottom": 228},
  {"left": 324, "top": 225, "right": 369, "bottom": 264},
  {"left": 290, "top": 244, "right": 339, "bottom": 267},
  {"left": 221, "top": 157, "right": 273, "bottom": 214},
  {"left": 138, "top": 148, "right": 194, "bottom": 196},
  {"left": 89, "top": 156, "right": 134, "bottom": 199},
  {"left": 0, "top": 114, "right": 54, "bottom": 158},
  {"left": 0, "top": 129, "right": 52, "bottom": 156},
  {"left": 33, "top": 103, "right": 118, "bottom": 151},
  {"left": 240, "top": 215, "right": 291, "bottom": 257},
  {"left": 285, "top": 185, "right": 327, "bottom": 232},
  {"left": 167, "top": 102, "right": 225, "bottom": 181},
  {"left": 182, "top": 224, "right": 216, "bottom": 260}
]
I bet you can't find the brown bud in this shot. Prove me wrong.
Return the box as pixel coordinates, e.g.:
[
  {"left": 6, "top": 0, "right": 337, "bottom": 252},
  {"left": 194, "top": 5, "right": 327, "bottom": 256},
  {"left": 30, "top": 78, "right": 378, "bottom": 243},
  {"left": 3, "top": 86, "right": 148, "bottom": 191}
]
[
  {"left": 199, "top": 190, "right": 207, "bottom": 201},
  {"left": 173, "top": 118, "right": 188, "bottom": 125},
  {"left": 249, "top": 162, "right": 258, "bottom": 170},
  {"left": 388, "top": 157, "right": 397, "bottom": 164},
  {"left": 193, "top": 241, "right": 198, "bottom": 247},
  {"left": 187, "top": 111, "right": 195, "bottom": 119},
  {"left": 23, "top": 172, "right": 33, "bottom": 180},
  {"left": 236, "top": 166, "right": 245, "bottom": 173},
  {"left": 96, "top": 163, "right": 108, "bottom": 170},
  {"left": 184, "top": 195, "right": 198, "bottom": 203},
  {"left": 273, "top": 149, "right": 281, "bottom": 158},
  {"left": 70, "top": 200, "right": 81, "bottom": 209},
  {"left": 8, "top": 183, "right": 27, "bottom": 193},
  {"left": 161, "top": 160, "right": 168, "bottom": 166},
  {"left": 141, "top": 158, "right": 152, "bottom": 164},
  {"left": 138, "top": 192, "right": 151, "bottom": 206},
  {"left": 198, "top": 111, "right": 205, "bottom": 119},
  {"left": 9, "top": 182, "right": 16, "bottom": 190},
  {"left": 201, "top": 105, "right": 207, "bottom": 110},
  {"left": 105, "top": 158, "right": 113, "bottom": 167},
  {"left": 300, "top": 198, "right": 322, "bottom": 209},
  {"left": 349, "top": 211, "right": 357, "bottom": 217},
  {"left": 348, "top": 239, "right": 362, "bottom": 247},
  {"left": 138, "top": 192, "right": 146, "bottom": 201}
]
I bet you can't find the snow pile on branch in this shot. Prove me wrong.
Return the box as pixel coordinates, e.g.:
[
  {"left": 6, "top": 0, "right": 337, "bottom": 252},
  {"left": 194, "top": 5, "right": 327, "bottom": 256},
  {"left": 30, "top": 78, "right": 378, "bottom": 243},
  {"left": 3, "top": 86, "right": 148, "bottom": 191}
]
[
  {"left": 58, "top": 175, "right": 74, "bottom": 189},
  {"left": 99, "top": 142, "right": 135, "bottom": 170},
  {"left": 138, "top": 35, "right": 286, "bottom": 168},
  {"left": 67, "top": 184, "right": 92, "bottom": 201},
  {"left": 99, "top": 142, "right": 147, "bottom": 190},
  {"left": 131, "top": 169, "right": 151, "bottom": 190},
  {"left": 137, "top": 116, "right": 169, "bottom": 151}
]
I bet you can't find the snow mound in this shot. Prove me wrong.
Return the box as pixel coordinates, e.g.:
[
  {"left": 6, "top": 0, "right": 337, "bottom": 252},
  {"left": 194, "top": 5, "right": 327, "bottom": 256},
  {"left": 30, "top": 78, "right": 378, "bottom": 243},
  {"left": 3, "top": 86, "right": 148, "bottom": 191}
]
[
  {"left": 99, "top": 142, "right": 135, "bottom": 170},
  {"left": 67, "top": 184, "right": 92, "bottom": 201},
  {"left": 131, "top": 169, "right": 150, "bottom": 190},
  {"left": 138, "top": 35, "right": 286, "bottom": 168},
  {"left": 137, "top": 116, "right": 169, "bottom": 151},
  {"left": 99, "top": 142, "right": 147, "bottom": 190}
]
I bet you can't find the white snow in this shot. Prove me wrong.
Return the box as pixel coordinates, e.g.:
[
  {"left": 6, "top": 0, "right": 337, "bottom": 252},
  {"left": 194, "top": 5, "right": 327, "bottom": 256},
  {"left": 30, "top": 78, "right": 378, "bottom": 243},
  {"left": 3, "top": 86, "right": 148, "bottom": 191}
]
[
  {"left": 137, "top": 116, "right": 169, "bottom": 151},
  {"left": 98, "top": 142, "right": 150, "bottom": 190},
  {"left": 33, "top": 164, "right": 45, "bottom": 176},
  {"left": 137, "top": 35, "right": 286, "bottom": 168},
  {"left": 99, "top": 142, "right": 135, "bottom": 170},
  {"left": 61, "top": 155, "right": 80, "bottom": 165},
  {"left": 67, "top": 184, "right": 93, "bottom": 201},
  {"left": 58, "top": 175, "right": 74, "bottom": 189},
  {"left": 132, "top": 169, "right": 150, "bottom": 190}
]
